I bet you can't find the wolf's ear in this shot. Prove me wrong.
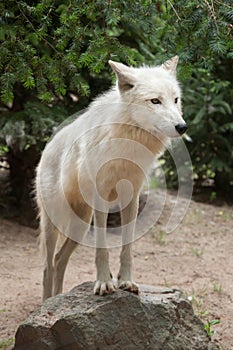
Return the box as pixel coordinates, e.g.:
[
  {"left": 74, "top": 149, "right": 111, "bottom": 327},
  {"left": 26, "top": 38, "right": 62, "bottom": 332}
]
[
  {"left": 161, "top": 56, "right": 179, "bottom": 77},
  {"left": 109, "top": 60, "right": 135, "bottom": 92}
]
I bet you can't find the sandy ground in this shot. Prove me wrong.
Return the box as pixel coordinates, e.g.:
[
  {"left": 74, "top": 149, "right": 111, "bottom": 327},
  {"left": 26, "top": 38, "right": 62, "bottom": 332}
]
[{"left": 0, "top": 193, "right": 233, "bottom": 350}]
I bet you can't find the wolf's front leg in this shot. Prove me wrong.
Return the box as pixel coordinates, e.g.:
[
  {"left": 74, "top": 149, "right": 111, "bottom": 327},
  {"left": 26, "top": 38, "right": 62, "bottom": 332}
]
[
  {"left": 118, "top": 243, "right": 139, "bottom": 294},
  {"left": 93, "top": 209, "right": 115, "bottom": 295},
  {"left": 118, "top": 197, "right": 139, "bottom": 294},
  {"left": 94, "top": 247, "right": 115, "bottom": 295}
]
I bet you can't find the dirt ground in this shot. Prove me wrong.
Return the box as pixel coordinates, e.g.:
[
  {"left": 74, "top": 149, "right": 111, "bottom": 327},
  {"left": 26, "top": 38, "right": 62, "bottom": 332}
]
[{"left": 0, "top": 192, "right": 233, "bottom": 350}]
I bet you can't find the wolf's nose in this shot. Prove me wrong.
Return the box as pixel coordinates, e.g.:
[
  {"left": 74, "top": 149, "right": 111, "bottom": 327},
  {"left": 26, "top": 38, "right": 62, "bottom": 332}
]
[{"left": 175, "top": 123, "right": 187, "bottom": 135}]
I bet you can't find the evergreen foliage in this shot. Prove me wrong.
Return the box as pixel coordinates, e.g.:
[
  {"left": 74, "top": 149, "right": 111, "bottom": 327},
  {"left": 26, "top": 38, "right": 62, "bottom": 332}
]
[
  {"left": 0, "top": 0, "right": 158, "bottom": 105},
  {"left": 0, "top": 0, "right": 232, "bottom": 207},
  {"left": 158, "top": 0, "right": 233, "bottom": 192}
]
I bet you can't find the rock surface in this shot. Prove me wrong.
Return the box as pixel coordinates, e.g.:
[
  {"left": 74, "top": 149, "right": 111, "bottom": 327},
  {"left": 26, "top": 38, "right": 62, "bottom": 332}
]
[{"left": 14, "top": 282, "right": 219, "bottom": 350}]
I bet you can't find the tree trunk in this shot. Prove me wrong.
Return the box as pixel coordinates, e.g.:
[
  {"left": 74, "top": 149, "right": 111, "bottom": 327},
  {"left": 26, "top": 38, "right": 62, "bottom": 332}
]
[{"left": 7, "top": 144, "right": 40, "bottom": 227}]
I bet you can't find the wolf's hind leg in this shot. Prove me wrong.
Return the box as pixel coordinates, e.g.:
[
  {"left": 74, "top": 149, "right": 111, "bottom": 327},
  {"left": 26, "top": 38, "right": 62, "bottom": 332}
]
[
  {"left": 94, "top": 209, "right": 115, "bottom": 295},
  {"left": 53, "top": 237, "right": 78, "bottom": 296},
  {"left": 40, "top": 212, "right": 58, "bottom": 301},
  {"left": 53, "top": 201, "right": 93, "bottom": 296}
]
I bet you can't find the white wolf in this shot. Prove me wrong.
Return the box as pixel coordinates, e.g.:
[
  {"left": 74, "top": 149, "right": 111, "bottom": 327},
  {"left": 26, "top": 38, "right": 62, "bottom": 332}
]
[{"left": 36, "top": 56, "right": 187, "bottom": 300}]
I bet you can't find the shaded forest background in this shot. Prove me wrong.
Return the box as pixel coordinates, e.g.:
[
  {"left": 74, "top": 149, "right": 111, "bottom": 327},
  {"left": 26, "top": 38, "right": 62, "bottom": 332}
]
[{"left": 0, "top": 0, "right": 232, "bottom": 226}]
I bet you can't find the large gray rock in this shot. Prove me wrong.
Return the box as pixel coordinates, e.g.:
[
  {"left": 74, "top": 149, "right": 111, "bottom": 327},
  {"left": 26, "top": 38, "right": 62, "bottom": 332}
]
[{"left": 14, "top": 282, "right": 219, "bottom": 350}]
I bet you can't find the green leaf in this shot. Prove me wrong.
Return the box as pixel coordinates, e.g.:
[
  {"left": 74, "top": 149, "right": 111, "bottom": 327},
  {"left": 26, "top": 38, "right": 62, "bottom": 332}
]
[
  {"left": 192, "top": 106, "right": 206, "bottom": 124},
  {"left": 23, "top": 75, "right": 35, "bottom": 89},
  {"left": 38, "top": 92, "right": 52, "bottom": 102},
  {"left": 209, "top": 39, "right": 227, "bottom": 54},
  {"left": 220, "top": 122, "right": 233, "bottom": 132}
]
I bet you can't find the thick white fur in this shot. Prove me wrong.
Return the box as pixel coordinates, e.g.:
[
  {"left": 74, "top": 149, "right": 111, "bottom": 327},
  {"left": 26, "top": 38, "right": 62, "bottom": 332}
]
[{"left": 36, "top": 56, "right": 186, "bottom": 300}]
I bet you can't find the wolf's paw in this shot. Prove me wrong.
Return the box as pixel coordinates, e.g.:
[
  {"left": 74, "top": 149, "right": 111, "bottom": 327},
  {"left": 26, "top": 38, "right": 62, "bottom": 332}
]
[
  {"left": 118, "top": 280, "right": 139, "bottom": 294},
  {"left": 94, "top": 280, "right": 116, "bottom": 296}
]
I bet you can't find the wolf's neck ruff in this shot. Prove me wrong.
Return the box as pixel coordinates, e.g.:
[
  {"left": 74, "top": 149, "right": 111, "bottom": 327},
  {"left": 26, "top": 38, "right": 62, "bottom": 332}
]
[{"left": 110, "top": 122, "right": 167, "bottom": 157}]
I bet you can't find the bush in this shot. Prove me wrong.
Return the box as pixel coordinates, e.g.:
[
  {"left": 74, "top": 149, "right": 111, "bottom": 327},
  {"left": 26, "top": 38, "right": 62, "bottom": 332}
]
[
  {"left": 160, "top": 1, "right": 233, "bottom": 193},
  {"left": 184, "top": 69, "right": 233, "bottom": 189}
]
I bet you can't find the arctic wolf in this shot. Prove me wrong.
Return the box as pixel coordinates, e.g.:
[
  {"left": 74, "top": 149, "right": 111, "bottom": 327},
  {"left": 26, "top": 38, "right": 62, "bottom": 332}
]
[{"left": 36, "top": 56, "right": 187, "bottom": 300}]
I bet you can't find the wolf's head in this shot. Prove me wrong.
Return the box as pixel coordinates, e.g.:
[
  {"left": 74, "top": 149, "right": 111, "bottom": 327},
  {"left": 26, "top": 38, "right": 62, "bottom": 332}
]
[{"left": 109, "top": 57, "right": 187, "bottom": 138}]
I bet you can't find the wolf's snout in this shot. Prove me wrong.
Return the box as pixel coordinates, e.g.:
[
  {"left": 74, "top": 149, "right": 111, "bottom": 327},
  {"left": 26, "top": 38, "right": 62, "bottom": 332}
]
[{"left": 175, "top": 123, "right": 187, "bottom": 135}]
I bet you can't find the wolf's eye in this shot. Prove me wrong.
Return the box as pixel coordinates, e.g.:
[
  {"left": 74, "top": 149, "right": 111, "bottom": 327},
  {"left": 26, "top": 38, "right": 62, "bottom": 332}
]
[
  {"left": 174, "top": 97, "right": 179, "bottom": 104},
  {"left": 151, "top": 98, "right": 161, "bottom": 104}
]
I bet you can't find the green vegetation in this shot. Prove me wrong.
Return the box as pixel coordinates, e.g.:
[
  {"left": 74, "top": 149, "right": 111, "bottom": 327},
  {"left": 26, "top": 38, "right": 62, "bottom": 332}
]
[
  {"left": 213, "top": 282, "right": 223, "bottom": 294},
  {"left": 188, "top": 288, "right": 221, "bottom": 339},
  {"left": 159, "top": 1, "right": 233, "bottom": 194},
  {"left": 152, "top": 230, "right": 167, "bottom": 245},
  {"left": 204, "top": 319, "right": 221, "bottom": 338},
  {"left": 191, "top": 247, "right": 205, "bottom": 258},
  {"left": 0, "top": 337, "right": 14, "bottom": 349},
  {"left": 0, "top": 1, "right": 232, "bottom": 217}
]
